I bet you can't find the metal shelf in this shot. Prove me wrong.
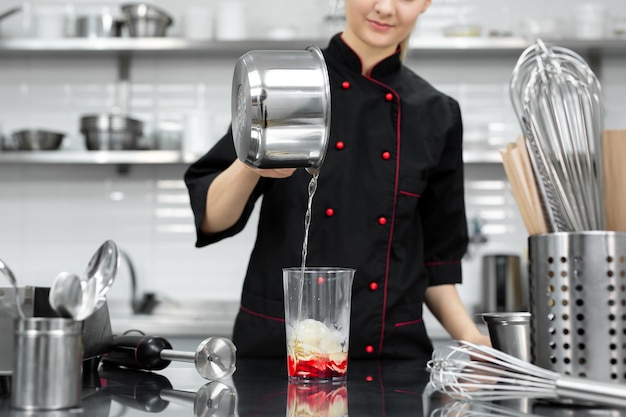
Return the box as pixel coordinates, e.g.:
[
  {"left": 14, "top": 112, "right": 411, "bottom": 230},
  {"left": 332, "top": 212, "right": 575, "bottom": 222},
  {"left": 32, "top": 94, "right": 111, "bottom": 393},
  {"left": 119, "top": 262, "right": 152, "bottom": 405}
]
[
  {"left": 0, "top": 150, "right": 197, "bottom": 164},
  {"left": 0, "top": 149, "right": 502, "bottom": 165},
  {"left": 0, "top": 37, "right": 624, "bottom": 55},
  {"left": 0, "top": 36, "right": 616, "bottom": 167}
]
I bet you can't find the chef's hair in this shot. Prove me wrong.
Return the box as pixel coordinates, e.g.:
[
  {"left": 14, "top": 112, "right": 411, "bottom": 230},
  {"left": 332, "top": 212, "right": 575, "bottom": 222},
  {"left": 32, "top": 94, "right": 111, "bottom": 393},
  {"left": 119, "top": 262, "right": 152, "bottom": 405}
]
[{"left": 399, "top": 36, "right": 410, "bottom": 62}]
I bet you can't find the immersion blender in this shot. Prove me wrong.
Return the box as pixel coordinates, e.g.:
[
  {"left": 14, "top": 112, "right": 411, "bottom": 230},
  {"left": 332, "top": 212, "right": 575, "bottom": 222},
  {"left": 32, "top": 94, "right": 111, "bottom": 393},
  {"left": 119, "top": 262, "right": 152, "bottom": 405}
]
[{"left": 101, "top": 334, "right": 237, "bottom": 380}]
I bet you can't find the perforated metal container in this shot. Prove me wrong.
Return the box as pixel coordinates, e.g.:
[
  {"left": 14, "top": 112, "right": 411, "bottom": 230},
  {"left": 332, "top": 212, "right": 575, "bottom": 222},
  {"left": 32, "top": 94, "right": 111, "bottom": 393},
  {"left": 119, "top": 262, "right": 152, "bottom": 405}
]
[{"left": 529, "top": 231, "right": 626, "bottom": 383}]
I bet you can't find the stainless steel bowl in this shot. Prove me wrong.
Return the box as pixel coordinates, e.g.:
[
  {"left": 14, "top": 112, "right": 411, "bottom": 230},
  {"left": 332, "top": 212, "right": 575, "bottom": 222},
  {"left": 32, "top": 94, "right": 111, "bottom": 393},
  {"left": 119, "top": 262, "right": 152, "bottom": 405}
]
[
  {"left": 121, "top": 3, "right": 173, "bottom": 37},
  {"left": 3, "top": 129, "right": 65, "bottom": 151},
  {"left": 231, "top": 45, "right": 331, "bottom": 172},
  {"left": 80, "top": 114, "right": 144, "bottom": 150}
]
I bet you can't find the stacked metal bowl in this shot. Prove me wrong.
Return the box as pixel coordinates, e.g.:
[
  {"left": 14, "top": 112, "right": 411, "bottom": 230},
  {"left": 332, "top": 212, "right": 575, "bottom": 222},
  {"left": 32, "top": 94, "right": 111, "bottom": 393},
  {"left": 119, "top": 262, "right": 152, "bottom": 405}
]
[{"left": 80, "top": 114, "right": 144, "bottom": 150}]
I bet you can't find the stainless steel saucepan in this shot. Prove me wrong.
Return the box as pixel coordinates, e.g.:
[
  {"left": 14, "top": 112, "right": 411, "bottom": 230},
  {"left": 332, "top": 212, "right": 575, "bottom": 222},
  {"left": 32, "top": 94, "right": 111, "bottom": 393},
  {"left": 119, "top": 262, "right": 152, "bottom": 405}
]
[{"left": 231, "top": 45, "right": 331, "bottom": 174}]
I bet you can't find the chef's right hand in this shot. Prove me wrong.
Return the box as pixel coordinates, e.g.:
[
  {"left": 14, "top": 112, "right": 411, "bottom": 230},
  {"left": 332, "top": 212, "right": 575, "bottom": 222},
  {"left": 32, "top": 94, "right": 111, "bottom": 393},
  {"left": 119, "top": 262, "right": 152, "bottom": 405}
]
[{"left": 245, "top": 165, "right": 297, "bottom": 179}]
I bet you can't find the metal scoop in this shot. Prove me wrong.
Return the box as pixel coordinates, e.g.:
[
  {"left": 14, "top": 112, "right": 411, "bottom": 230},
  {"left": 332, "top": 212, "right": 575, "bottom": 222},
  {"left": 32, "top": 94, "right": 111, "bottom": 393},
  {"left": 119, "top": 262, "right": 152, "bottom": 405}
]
[
  {"left": 49, "top": 271, "right": 97, "bottom": 321},
  {"left": 49, "top": 240, "right": 119, "bottom": 321},
  {"left": 0, "top": 258, "right": 26, "bottom": 320}
]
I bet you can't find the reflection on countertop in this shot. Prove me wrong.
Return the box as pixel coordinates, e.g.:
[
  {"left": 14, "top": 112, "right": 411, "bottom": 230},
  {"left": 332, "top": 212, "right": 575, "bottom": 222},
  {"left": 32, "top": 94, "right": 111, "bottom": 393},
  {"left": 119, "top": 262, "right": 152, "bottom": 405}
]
[{"left": 3, "top": 358, "right": 626, "bottom": 417}]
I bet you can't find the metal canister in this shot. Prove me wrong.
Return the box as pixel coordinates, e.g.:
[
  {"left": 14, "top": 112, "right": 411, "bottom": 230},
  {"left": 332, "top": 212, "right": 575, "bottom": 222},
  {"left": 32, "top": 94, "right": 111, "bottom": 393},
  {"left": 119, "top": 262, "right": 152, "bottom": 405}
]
[
  {"left": 11, "top": 318, "right": 83, "bottom": 410},
  {"left": 231, "top": 45, "right": 331, "bottom": 173}
]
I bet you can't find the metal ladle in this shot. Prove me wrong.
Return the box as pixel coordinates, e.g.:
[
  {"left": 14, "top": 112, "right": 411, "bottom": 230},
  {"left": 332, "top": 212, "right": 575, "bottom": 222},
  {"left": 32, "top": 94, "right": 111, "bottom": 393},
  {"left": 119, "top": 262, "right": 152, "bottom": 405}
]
[{"left": 0, "top": 258, "right": 26, "bottom": 320}]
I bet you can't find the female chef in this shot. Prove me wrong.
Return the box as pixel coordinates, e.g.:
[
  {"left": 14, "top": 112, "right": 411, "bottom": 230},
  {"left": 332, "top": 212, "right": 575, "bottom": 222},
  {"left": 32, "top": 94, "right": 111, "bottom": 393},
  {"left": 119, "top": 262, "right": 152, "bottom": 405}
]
[{"left": 185, "top": 0, "right": 490, "bottom": 361}]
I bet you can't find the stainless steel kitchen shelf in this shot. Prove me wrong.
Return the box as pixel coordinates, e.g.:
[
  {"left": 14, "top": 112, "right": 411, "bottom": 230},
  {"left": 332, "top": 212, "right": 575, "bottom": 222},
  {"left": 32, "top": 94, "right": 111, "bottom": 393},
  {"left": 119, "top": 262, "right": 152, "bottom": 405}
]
[
  {"left": 0, "top": 37, "right": 624, "bottom": 55},
  {"left": 0, "top": 149, "right": 502, "bottom": 164},
  {"left": 0, "top": 150, "right": 198, "bottom": 164}
]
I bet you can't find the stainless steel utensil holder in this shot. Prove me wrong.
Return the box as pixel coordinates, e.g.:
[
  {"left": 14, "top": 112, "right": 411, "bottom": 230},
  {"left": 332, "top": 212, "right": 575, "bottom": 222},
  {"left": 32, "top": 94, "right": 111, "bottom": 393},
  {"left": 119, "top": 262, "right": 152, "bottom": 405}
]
[
  {"left": 11, "top": 318, "right": 83, "bottom": 410},
  {"left": 529, "top": 231, "right": 626, "bottom": 382}
]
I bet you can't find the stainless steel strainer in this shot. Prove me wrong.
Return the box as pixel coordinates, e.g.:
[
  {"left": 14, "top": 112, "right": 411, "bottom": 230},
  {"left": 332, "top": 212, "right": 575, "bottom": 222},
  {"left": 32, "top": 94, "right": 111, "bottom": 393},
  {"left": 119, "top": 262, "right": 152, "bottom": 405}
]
[{"left": 529, "top": 231, "right": 626, "bottom": 382}]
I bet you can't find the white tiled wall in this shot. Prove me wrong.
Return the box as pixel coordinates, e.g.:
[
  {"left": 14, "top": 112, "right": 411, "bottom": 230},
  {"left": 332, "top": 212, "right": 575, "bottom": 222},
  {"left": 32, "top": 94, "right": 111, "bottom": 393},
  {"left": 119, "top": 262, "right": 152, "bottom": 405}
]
[{"left": 0, "top": 0, "right": 625, "bottom": 330}]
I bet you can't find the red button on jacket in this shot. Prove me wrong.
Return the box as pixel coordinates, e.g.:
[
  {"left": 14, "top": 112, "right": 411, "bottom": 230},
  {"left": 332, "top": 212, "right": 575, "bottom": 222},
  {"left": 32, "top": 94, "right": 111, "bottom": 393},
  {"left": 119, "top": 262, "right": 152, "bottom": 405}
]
[
  {"left": 369, "top": 282, "right": 378, "bottom": 291},
  {"left": 342, "top": 81, "right": 351, "bottom": 90},
  {"left": 365, "top": 345, "right": 375, "bottom": 354},
  {"left": 378, "top": 217, "right": 387, "bottom": 225},
  {"left": 325, "top": 208, "right": 335, "bottom": 217},
  {"left": 385, "top": 92, "right": 393, "bottom": 101},
  {"left": 381, "top": 151, "right": 391, "bottom": 160},
  {"left": 335, "top": 141, "right": 345, "bottom": 150}
]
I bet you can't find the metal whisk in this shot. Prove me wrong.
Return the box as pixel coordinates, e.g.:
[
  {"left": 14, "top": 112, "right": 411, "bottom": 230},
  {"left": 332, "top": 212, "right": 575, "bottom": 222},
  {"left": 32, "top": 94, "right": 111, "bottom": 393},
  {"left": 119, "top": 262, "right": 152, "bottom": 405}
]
[
  {"left": 426, "top": 341, "right": 626, "bottom": 408},
  {"left": 429, "top": 401, "right": 540, "bottom": 417},
  {"left": 509, "top": 39, "right": 605, "bottom": 232}
]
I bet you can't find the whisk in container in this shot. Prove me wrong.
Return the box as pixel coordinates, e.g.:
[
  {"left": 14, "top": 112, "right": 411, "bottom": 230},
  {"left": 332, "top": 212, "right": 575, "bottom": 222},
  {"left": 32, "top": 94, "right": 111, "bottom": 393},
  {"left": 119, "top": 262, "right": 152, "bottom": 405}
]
[
  {"left": 509, "top": 39, "right": 605, "bottom": 232},
  {"left": 426, "top": 341, "right": 626, "bottom": 408}
]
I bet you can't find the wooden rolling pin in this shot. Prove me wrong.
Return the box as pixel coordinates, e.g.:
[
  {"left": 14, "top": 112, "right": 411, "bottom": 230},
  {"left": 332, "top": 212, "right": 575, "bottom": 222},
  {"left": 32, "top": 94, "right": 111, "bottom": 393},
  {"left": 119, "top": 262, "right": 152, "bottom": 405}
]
[{"left": 603, "top": 130, "right": 626, "bottom": 232}]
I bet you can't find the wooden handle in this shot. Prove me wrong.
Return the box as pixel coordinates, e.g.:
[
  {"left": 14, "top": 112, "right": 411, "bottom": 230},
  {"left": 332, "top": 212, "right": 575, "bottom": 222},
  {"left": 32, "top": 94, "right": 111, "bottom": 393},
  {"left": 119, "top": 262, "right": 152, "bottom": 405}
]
[
  {"left": 500, "top": 137, "right": 548, "bottom": 235},
  {"left": 602, "top": 130, "right": 626, "bottom": 232}
]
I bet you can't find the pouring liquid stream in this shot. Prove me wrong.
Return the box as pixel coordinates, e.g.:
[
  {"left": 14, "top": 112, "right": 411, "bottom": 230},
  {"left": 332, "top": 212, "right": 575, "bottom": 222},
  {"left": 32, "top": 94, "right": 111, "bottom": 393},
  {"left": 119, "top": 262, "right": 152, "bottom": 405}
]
[{"left": 295, "top": 170, "right": 320, "bottom": 345}]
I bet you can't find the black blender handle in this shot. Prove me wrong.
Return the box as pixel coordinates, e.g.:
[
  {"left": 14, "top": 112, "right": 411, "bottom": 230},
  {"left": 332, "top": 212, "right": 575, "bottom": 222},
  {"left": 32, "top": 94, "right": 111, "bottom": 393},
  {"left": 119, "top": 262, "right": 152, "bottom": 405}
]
[{"left": 101, "top": 334, "right": 173, "bottom": 371}]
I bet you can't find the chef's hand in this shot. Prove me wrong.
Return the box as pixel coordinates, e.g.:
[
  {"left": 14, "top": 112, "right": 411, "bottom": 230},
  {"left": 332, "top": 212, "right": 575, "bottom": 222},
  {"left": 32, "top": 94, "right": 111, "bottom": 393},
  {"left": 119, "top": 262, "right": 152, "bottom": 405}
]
[
  {"left": 463, "top": 333, "right": 492, "bottom": 347},
  {"left": 245, "top": 165, "right": 297, "bottom": 179}
]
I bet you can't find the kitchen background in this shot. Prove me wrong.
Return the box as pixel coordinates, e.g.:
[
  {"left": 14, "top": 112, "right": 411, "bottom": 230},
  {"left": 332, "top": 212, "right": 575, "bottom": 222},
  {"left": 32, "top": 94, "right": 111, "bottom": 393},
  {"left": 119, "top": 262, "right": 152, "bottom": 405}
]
[{"left": 0, "top": 0, "right": 625, "bottom": 337}]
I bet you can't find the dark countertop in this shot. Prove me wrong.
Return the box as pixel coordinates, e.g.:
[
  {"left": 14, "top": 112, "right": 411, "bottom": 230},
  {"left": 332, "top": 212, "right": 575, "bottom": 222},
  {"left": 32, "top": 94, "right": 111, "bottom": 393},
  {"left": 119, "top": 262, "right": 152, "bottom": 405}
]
[{"left": 1, "top": 358, "right": 626, "bottom": 416}]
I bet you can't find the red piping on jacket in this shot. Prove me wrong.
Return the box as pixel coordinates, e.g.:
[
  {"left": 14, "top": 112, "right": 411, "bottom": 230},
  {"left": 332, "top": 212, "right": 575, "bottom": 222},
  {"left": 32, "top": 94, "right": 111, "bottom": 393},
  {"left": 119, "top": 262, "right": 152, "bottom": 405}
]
[
  {"left": 394, "top": 389, "right": 421, "bottom": 396},
  {"left": 399, "top": 190, "right": 421, "bottom": 198},
  {"left": 425, "top": 260, "right": 461, "bottom": 267},
  {"left": 364, "top": 74, "right": 402, "bottom": 358},
  {"left": 377, "top": 361, "right": 387, "bottom": 417},
  {"left": 394, "top": 318, "right": 423, "bottom": 327},
  {"left": 240, "top": 306, "right": 285, "bottom": 323}
]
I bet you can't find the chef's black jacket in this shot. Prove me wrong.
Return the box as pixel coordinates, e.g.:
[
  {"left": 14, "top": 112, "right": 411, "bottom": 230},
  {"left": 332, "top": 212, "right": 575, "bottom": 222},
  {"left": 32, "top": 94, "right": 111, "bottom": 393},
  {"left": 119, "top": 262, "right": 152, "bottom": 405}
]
[{"left": 185, "top": 34, "right": 469, "bottom": 362}]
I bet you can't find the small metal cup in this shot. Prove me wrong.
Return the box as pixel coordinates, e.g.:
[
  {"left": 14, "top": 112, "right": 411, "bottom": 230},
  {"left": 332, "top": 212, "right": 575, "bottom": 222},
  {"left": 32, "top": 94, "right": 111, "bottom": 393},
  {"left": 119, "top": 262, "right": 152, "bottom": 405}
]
[
  {"left": 479, "top": 312, "right": 531, "bottom": 362},
  {"left": 11, "top": 318, "right": 83, "bottom": 410}
]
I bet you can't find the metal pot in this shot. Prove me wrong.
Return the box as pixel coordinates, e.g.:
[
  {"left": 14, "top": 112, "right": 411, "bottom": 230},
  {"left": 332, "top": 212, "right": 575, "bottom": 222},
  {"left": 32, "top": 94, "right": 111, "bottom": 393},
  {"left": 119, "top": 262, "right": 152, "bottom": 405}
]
[
  {"left": 121, "top": 3, "right": 173, "bottom": 37},
  {"left": 80, "top": 114, "right": 143, "bottom": 150},
  {"left": 231, "top": 45, "right": 331, "bottom": 173}
]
